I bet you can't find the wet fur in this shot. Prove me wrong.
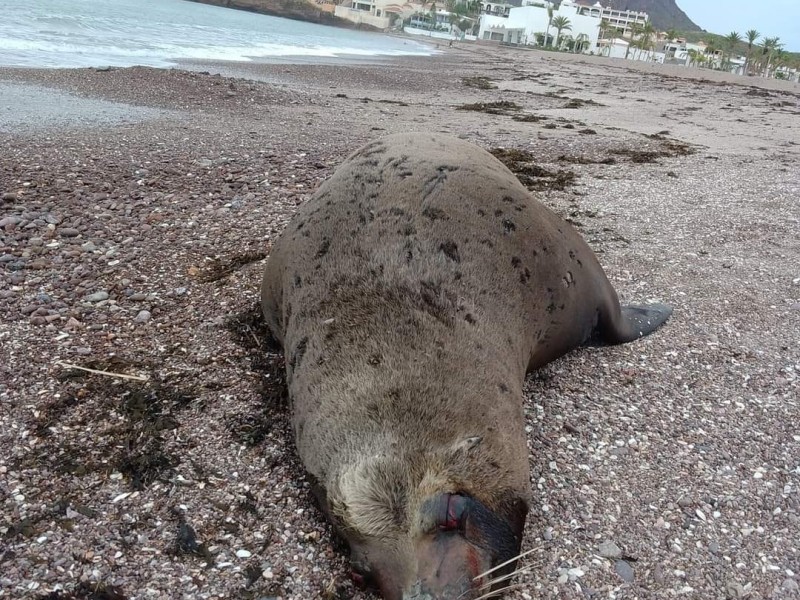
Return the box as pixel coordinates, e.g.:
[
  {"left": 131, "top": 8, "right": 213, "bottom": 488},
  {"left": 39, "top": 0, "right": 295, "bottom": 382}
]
[{"left": 261, "top": 133, "right": 671, "bottom": 594}]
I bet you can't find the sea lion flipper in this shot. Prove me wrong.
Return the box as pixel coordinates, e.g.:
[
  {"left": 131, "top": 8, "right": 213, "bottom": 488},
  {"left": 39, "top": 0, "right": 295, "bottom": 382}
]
[{"left": 605, "top": 302, "right": 673, "bottom": 344}]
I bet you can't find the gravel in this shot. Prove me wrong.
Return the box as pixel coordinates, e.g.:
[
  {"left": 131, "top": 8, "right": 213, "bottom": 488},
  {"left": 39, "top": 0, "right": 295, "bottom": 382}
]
[{"left": 1, "top": 44, "right": 798, "bottom": 599}]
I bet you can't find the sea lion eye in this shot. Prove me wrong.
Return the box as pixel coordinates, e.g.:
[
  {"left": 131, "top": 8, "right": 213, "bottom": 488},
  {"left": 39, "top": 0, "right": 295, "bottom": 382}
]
[{"left": 437, "top": 493, "right": 468, "bottom": 532}]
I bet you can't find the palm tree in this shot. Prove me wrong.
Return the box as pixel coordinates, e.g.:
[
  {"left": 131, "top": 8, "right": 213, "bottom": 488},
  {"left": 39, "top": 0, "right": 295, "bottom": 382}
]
[
  {"left": 636, "top": 21, "right": 656, "bottom": 60},
  {"left": 551, "top": 15, "right": 572, "bottom": 50},
  {"left": 544, "top": 5, "right": 554, "bottom": 48},
  {"left": 744, "top": 29, "right": 760, "bottom": 75},
  {"left": 773, "top": 47, "right": 789, "bottom": 78},
  {"left": 664, "top": 28, "right": 678, "bottom": 43},
  {"left": 765, "top": 37, "right": 782, "bottom": 77},
  {"left": 724, "top": 31, "right": 742, "bottom": 73},
  {"left": 624, "top": 22, "right": 643, "bottom": 59},
  {"left": 598, "top": 18, "right": 611, "bottom": 40},
  {"left": 704, "top": 39, "right": 719, "bottom": 69},
  {"left": 571, "top": 33, "right": 589, "bottom": 54}
]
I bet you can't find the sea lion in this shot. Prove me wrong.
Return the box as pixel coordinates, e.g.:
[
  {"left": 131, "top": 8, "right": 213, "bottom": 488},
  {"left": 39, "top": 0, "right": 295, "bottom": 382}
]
[{"left": 260, "top": 133, "right": 672, "bottom": 599}]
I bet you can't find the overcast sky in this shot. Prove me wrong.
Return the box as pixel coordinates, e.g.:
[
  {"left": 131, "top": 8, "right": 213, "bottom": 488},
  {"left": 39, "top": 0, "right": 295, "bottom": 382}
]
[{"left": 676, "top": 0, "right": 800, "bottom": 51}]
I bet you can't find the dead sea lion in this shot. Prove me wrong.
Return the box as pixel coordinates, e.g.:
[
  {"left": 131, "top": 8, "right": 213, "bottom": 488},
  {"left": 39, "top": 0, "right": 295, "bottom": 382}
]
[{"left": 260, "top": 133, "right": 671, "bottom": 599}]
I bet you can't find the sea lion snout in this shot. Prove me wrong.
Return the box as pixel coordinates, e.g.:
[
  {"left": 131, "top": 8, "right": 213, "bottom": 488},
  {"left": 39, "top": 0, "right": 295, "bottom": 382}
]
[{"left": 351, "top": 492, "right": 524, "bottom": 599}]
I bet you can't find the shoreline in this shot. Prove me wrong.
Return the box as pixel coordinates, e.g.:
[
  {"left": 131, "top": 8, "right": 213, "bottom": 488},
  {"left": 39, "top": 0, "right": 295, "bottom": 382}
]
[{"left": 1, "top": 44, "right": 799, "bottom": 600}]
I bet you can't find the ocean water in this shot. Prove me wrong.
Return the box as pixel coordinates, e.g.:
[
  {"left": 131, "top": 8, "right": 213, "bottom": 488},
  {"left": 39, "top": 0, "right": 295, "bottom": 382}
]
[{"left": 0, "top": 0, "right": 434, "bottom": 68}]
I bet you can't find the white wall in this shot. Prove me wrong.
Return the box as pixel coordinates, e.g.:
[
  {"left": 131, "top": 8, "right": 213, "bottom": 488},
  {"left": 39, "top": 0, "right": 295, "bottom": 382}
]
[
  {"left": 479, "top": 2, "right": 599, "bottom": 51},
  {"left": 334, "top": 5, "right": 391, "bottom": 28}
]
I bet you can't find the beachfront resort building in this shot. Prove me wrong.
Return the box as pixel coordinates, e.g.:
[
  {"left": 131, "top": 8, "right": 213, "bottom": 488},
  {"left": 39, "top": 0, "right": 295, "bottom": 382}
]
[
  {"left": 334, "top": 0, "right": 422, "bottom": 29},
  {"left": 479, "top": 0, "right": 600, "bottom": 50},
  {"left": 574, "top": 1, "right": 648, "bottom": 38}
]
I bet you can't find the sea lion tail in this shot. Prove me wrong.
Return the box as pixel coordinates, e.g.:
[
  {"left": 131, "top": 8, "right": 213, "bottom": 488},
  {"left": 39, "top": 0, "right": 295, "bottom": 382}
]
[{"left": 603, "top": 302, "right": 673, "bottom": 344}]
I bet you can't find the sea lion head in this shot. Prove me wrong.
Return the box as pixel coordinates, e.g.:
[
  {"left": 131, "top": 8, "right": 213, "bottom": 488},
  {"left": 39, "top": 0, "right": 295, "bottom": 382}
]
[{"left": 328, "top": 437, "right": 529, "bottom": 599}]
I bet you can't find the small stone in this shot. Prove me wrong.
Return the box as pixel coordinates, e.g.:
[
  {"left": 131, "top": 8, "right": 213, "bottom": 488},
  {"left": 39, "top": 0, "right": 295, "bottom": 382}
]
[
  {"left": 0, "top": 216, "right": 22, "bottom": 227},
  {"left": 708, "top": 541, "right": 721, "bottom": 555},
  {"left": 2, "top": 192, "right": 17, "bottom": 202},
  {"left": 128, "top": 293, "right": 147, "bottom": 301},
  {"left": 653, "top": 564, "right": 666, "bottom": 584},
  {"left": 134, "top": 310, "right": 152, "bottom": 324},
  {"left": 615, "top": 560, "right": 634, "bottom": 582},
  {"left": 59, "top": 228, "right": 80, "bottom": 237},
  {"left": 599, "top": 540, "right": 622, "bottom": 559},
  {"left": 567, "top": 567, "right": 584, "bottom": 579},
  {"left": 782, "top": 579, "right": 799, "bottom": 592},
  {"left": 235, "top": 549, "right": 251, "bottom": 558},
  {"left": 85, "top": 291, "right": 109, "bottom": 302},
  {"left": 30, "top": 316, "right": 47, "bottom": 326},
  {"left": 65, "top": 317, "right": 82, "bottom": 330},
  {"left": 725, "top": 581, "right": 746, "bottom": 598},
  {"left": 81, "top": 241, "right": 97, "bottom": 252},
  {"left": 677, "top": 495, "right": 693, "bottom": 508}
]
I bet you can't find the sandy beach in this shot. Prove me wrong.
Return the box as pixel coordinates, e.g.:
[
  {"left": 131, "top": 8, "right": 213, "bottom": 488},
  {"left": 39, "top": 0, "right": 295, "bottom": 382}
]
[{"left": 1, "top": 45, "right": 799, "bottom": 599}]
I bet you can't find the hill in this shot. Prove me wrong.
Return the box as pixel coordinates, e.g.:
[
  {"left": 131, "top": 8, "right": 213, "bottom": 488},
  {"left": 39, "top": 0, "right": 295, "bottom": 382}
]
[{"left": 601, "top": 0, "right": 701, "bottom": 32}]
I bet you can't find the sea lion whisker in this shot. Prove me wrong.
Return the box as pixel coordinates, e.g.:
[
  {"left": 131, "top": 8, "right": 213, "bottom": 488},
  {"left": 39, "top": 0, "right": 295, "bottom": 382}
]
[
  {"left": 472, "top": 546, "right": 541, "bottom": 581},
  {"left": 473, "top": 564, "right": 533, "bottom": 591},
  {"left": 471, "top": 582, "right": 527, "bottom": 600}
]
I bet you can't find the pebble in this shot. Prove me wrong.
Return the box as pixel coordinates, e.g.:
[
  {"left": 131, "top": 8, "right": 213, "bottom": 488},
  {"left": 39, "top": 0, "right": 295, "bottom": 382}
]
[
  {"left": 129, "top": 293, "right": 147, "bottom": 301},
  {"left": 81, "top": 241, "right": 97, "bottom": 252},
  {"left": 726, "top": 580, "right": 747, "bottom": 598},
  {"left": 599, "top": 540, "right": 622, "bottom": 559},
  {"left": 85, "top": 291, "right": 109, "bottom": 302},
  {"left": 2, "top": 192, "right": 17, "bottom": 202},
  {"left": 235, "top": 549, "right": 251, "bottom": 558},
  {"left": 678, "top": 495, "right": 693, "bottom": 508},
  {"left": 134, "top": 310, "right": 152, "bottom": 324},
  {"left": 782, "top": 578, "right": 799, "bottom": 592},
  {"left": 59, "top": 228, "right": 80, "bottom": 237},
  {"left": 614, "top": 560, "right": 634, "bottom": 582}
]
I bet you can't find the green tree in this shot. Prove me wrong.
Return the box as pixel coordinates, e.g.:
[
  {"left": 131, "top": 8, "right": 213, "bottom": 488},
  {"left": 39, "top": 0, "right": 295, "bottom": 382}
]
[
  {"left": 625, "top": 22, "right": 643, "bottom": 59},
  {"left": 761, "top": 36, "right": 782, "bottom": 77},
  {"left": 544, "top": 5, "right": 554, "bottom": 47},
  {"left": 551, "top": 15, "right": 572, "bottom": 50},
  {"left": 704, "top": 39, "right": 719, "bottom": 69},
  {"left": 664, "top": 28, "right": 678, "bottom": 42},
  {"left": 744, "top": 29, "right": 760, "bottom": 74},
  {"left": 636, "top": 21, "right": 656, "bottom": 60},
  {"left": 574, "top": 32, "right": 590, "bottom": 54},
  {"left": 723, "top": 31, "right": 742, "bottom": 72}
]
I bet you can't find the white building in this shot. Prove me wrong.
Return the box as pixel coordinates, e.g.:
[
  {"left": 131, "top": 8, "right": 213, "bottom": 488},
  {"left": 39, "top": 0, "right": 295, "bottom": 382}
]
[
  {"left": 479, "top": 0, "right": 600, "bottom": 51},
  {"left": 575, "top": 1, "right": 648, "bottom": 38}
]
